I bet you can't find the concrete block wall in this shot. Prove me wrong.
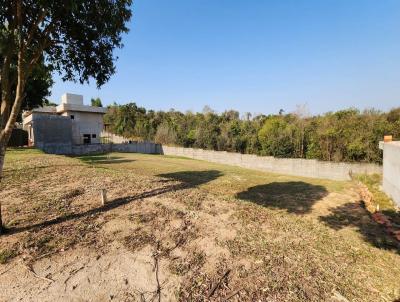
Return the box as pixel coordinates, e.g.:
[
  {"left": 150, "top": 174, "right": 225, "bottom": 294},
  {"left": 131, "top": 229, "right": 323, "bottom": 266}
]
[
  {"left": 160, "top": 145, "right": 382, "bottom": 181},
  {"left": 39, "top": 143, "right": 73, "bottom": 155},
  {"left": 71, "top": 144, "right": 112, "bottom": 155},
  {"left": 111, "top": 142, "right": 159, "bottom": 154},
  {"left": 33, "top": 115, "right": 73, "bottom": 144},
  {"left": 36, "top": 141, "right": 160, "bottom": 156},
  {"left": 69, "top": 142, "right": 160, "bottom": 156},
  {"left": 382, "top": 142, "right": 400, "bottom": 207},
  {"left": 32, "top": 115, "right": 73, "bottom": 154},
  {"left": 34, "top": 138, "right": 383, "bottom": 182},
  {"left": 100, "top": 131, "right": 130, "bottom": 144}
]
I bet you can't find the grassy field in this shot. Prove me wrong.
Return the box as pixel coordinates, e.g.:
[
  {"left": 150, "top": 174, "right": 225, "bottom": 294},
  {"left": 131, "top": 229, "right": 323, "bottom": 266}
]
[{"left": 0, "top": 149, "right": 399, "bottom": 301}]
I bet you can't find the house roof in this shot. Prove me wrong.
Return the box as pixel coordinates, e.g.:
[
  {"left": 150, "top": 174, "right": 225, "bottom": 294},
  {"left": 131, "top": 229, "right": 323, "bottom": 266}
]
[
  {"left": 22, "top": 93, "right": 107, "bottom": 124},
  {"left": 56, "top": 103, "right": 107, "bottom": 114}
]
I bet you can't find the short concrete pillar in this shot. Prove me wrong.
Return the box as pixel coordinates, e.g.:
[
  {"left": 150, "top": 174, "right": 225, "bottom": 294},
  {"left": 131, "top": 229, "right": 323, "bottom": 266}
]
[{"left": 101, "top": 189, "right": 107, "bottom": 206}]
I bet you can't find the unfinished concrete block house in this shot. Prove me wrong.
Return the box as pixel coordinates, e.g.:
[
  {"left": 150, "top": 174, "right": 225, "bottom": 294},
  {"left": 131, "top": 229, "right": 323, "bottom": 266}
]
[{"left": 22, "top": 93, "right": 107, "bottom": 153}]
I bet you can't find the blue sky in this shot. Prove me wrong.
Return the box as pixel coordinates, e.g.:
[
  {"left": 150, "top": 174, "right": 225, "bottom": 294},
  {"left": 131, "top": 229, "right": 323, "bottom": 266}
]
[{"left": 50, "top": 0, "right": 400, "bottom": 115}]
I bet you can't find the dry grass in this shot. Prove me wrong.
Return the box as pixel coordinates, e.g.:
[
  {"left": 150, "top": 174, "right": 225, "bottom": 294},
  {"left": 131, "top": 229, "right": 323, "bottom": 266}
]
[
  {"left": 357, "top": 173, "right": 400, "bottom": 228},
  {"left": 0, "top": 149, "right": 399, "bottom": 301},
  {"left": 356, "top": 174, "right": 397, "bottom": 211}
]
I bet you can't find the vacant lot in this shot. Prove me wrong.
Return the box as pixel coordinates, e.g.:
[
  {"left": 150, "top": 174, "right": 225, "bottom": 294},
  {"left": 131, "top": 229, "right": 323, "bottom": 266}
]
[{"left": 0, "top": 149, "right": 399, "bottom": 301}]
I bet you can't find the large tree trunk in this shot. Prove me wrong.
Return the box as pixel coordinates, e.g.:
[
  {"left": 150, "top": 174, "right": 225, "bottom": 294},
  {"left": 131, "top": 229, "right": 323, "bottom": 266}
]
[
  {"left": 0, "top": 93, "right": 25, "bottom": 234},
  {"left": 0, "top": 144, "right": 5, "bottom": 233},
  {"left": 0, "top": 54, "right": 12, "bottom": 234},
  {"left": 0, "top": 55, "right": 12, "bottom": 130},
  {"left": 0, "top": 47, "right": 27, "bottom": 233}
]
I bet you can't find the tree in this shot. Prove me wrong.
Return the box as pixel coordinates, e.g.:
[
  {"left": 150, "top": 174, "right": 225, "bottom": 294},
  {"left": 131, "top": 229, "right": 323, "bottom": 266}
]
[
  {"left": 293, "top": 104, "right": 310, "bottom": 158},
  {"left": 103, "top": 102, "right": 398, "bottom": 164},
  {"left": 387, "top": 108, "right": 400, "bottom": 123},
  {"left": 90, "top": 97, "right": 103, "bottom": 107},
  {"left": 21, "top": 60, "right": 54, "bottom": 110},
  {"left": 258, "top": 116, "right": 295, "bottom": 157},
  {"left": 154, "top": 122, "right": 177, "bottom": 145},
  {"left": 1, "top": 57, "right": 54, "bottom": 121},
  {"left": 0, "top": 0, "right": 132, "bottom": 232}
]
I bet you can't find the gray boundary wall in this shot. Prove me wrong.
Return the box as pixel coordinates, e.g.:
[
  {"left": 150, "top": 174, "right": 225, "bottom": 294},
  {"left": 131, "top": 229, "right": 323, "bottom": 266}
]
[
  {"left": 38, "top": 141, "right": 159, "bottom": 155},
  {"left": 382, "top": 142, "right": 400, "bottom": 206},
  {"left": 69, "top": 142, "right": 160, "bottom": 156},
  {"left": 160, "top": 145, "right": 382, "bottom": 181}
]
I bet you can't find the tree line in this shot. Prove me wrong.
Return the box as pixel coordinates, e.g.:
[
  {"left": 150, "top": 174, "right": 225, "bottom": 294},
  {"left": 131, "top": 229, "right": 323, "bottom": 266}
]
[{"left": 104, "top": 103, "right": 400, "bottom": 163}]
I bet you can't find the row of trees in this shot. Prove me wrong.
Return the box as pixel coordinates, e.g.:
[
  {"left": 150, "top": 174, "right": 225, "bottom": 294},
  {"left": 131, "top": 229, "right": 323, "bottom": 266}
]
[{"left": 104, "top": 103, "right": 400, "bottom": 163}]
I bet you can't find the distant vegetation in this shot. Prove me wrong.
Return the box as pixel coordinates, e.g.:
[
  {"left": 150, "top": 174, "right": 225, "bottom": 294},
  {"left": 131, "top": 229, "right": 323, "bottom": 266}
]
[
  {"left": 91, "top": 98, "right": 103, "bottom": 107},
  {"left": 104, "top": 103, "right": 400, "bottom": 163}
]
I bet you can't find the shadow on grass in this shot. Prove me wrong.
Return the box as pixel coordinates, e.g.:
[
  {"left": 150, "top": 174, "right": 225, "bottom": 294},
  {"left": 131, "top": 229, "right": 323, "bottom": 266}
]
[
  {"left": 383, "top": 209, "right": 400, "bottom": 226},
  {"left": 4, "top": 164, "right": 85, "bottom": 173},
  {"left": 78, "top": 155, "right": 135, "bottom": 164},
  {"left": 320, "top": 202, "right": 400, "bottom": 252},
  {"left": 236, "top": 181, "right": 328, "bottom": 214},
  {"left": 157, "top": 170, "right": 223, "bottom": 187},
  {"left": 3, "top": 170, "right": 222, "bottom": 236}
]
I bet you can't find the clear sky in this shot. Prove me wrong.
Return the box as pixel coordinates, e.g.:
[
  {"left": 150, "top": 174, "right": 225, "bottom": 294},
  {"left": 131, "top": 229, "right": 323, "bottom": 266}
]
[{"left": 50, "top": 0, "right": 400, "bottom": 115}]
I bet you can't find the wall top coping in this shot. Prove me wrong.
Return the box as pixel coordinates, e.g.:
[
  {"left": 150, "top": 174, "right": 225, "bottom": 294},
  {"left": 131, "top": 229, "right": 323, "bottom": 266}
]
[
  {"left": 380, "top": 141, "right": 400, "bottom": 150},
  {"left": 56, "top": 103, "right": 107, "bottom": 114}
]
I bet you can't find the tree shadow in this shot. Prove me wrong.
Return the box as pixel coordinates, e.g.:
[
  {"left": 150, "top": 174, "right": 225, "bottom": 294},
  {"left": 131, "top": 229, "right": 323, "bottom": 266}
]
[
  {"left": 3, "top": 170, "right": 222, "bottom": 236},
  {"left": 320, "top": 202, "right": 400, "bottom": 252},
  {"left": 78, "top": 155, "right": 135, "bottom": 164},
  {"left": 382, "top": 209, "right": 400, "bottom": 226},
  {"left": 236, "top": 181, "right": 328, "bottom": 214},
  {"left": 157, "top": 170, "right": 223, "bottom": 187},
  {"left": 3, "top": 164, "right": 85, "bottom": 173}
]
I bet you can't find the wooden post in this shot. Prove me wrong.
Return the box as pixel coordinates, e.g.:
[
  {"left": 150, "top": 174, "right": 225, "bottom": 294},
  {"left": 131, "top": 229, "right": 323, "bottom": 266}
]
[{"left": 101, "top": 189, "right": 107, "bottom": 206}]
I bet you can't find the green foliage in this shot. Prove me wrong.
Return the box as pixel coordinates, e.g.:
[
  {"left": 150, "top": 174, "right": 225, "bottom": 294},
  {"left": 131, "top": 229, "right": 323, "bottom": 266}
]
[
  {"left": 0, "top": 0, "right": 132, "bottom": 88},
  {"left": 104, "top": 102, "right": 151, "bottom": 139},
  {"left": 154, "top": 122, "right": 177, "bottom": 145},
  {"left": 0, "top": 248, "right": 16, "bottom": 264},
  {"left": 258, "top": 116, "right": 295, "bottom": 157},
  {"left": 104, "top": 104, "right": 400, "bottom": 163},
  {"left": 21, "top": 60, "right": 54, "bottom": 111},
  {"left": 0, "top": 56, "right": 53, "bottom": 119},
  {"left": 90, "top": 97, "right": 103, "bottom": 107}
]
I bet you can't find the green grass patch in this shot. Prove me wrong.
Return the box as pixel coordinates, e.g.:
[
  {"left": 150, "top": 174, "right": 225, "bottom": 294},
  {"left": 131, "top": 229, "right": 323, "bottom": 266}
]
[
  {"left": 0, "top": 248, "right": 16, "bottom": 264},
  {"left": 76, "top": 152, "right": 347, "bottom": 197},
  {"left": 5, "top": 147, "right": 43, "bottom": 160}
]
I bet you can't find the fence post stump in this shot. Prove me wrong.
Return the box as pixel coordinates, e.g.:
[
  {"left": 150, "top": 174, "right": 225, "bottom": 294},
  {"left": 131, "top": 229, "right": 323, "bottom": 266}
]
[{"left": 101, "top": 189, "right": 107, "bottom": 206}]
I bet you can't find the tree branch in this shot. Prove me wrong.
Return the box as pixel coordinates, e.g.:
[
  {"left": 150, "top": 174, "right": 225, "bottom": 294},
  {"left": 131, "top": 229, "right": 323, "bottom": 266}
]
[
  {"left": 26, "top": 17, "right": 56, "bottom": 67},
  {"left": 16, "top": 0, "right": 23, "bottom": 38},
  {"left": 0, "top": 54, "right": 12, "bottom": 129},
  {"left": 24, "top": 9, "right": 48, "bottom": 50}
]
